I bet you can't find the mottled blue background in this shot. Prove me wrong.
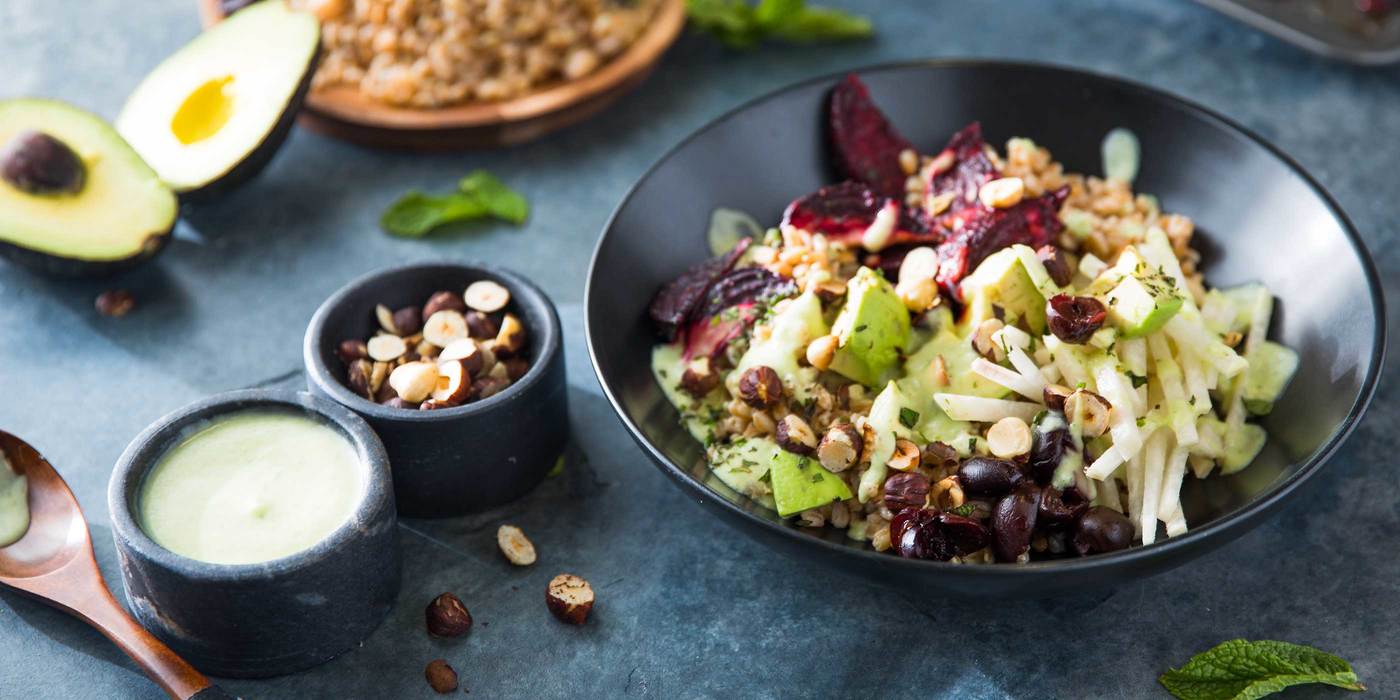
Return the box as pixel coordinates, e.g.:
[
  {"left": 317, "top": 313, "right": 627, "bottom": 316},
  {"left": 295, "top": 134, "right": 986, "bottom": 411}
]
[{"left": 1, "top": 1, "right": 1395, "bottom": 697}]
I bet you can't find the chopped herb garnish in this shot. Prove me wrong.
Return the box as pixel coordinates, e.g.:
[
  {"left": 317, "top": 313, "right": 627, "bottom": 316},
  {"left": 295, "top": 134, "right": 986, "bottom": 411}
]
[{"left": 898, "top": 407, "right": 920, "bottom": 429}]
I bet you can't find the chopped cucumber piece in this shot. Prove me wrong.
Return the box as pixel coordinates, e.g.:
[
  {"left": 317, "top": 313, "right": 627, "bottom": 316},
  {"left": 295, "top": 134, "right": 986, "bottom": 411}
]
[
  {"left": 1241, "top": 340, "right": 1298, "bottom": 415},
  {"left": 1104, "top": 272, "right": 1184, "bottom": 338},
  {"left": 1219, "top": 422, "right": 1267, "bottom": 475}
]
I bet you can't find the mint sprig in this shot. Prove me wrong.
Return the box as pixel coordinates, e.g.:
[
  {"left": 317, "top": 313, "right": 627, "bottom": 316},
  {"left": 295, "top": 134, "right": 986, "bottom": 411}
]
[
  {"left": 686, "top": 0, "right": 871, "bottom": 49},
  {"left": 381, "top": 170, "right": 528, "bottom": 236},
  {"left": 1160, "top": 639, "right": 1365, "bottom": 700}
]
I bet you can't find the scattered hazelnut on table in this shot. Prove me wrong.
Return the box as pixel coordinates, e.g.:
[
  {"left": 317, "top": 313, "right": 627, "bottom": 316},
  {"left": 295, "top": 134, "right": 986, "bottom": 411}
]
[
  {"left": 496, "top": 525, "right": 537, "bottom": 566},
  {"left": 546, "top": 574, "right": 594, "bottom": 625},
  {"left": 425, "top": 659, "right": 458, "bottom": 694},
  {"left": 95, "top": 289, "right": 135, "bottom": 317},
  {"left": 425, "top": 592, "right": 472, "bottom": 638}
]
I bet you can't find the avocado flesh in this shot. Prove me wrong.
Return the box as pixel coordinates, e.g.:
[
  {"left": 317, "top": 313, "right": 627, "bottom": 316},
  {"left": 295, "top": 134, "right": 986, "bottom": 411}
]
[
  {"left": 960, "top": 249, "right": 1046, "bottom": 334},
  {"left": 829, "top": 267, "right": 909, "bottom": 386},
  {"left": 116, "top": 0, "right": 319, "bottom": 199},
  {"left": 0, "top": 99, "right": 176, "bottom": 275},
  {"left": 769, "top": 444, "right": 852, "bottom": 517},
  {"left": 1098, "top": 246, "right": 1184, "bottom": 337}
]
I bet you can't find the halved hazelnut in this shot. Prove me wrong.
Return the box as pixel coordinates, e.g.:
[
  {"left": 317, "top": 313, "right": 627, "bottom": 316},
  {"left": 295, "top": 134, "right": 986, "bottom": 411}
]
[
  {"left": 415, "top": 338, "right": 440, "bottom": 359},
  {"left": 375, "top": 304, "right": 398, "bottom": 334},
  {"left": 1042, "top": 383, "right": 1073, "bottom": 411},
  {"left": 496, "top": 525, "right": 537, "bottom": 566},
  {"left": 337, "top": 339, "right": 368, "bottom": 364},
  {"left": 817, "top": 423, "right": 862, "bottom": 473},
  {"left": 1065, "top": 389, "right": 1112, "bottom": 437},
  {"left": 422, "top": 309, "right": 469, "bottom": 347},
  {"left": 775, "top": 414, "right": 818, "bottom": 455},
  {"left": 494, "top": 313, "right": 526, "bottom": 356},
  {"left": 367, "top": 334, "right": 407, "bottom": 362},
  {"left": 987, "top": 416, "right": 1032, "bottom": 458},
  {"left": 971, "top": 318, "right": 1006, "bottom": 362},
  {"left": 389, "top": 361, "right": 438, "bottom": 403},
  {"left": 369, "top": 361, "right": 390, "bottom": 395},
  {"left": 393, "top": 306, "right": 423, "bottom": 336},
  {"left": 465, "top": 311, "right": 499, "bottom": 339},
  {"left": 346, "top": 359, "right": 373, "bottom": 397},
  {"left": 886, "top": 438, "right": 921, "bottom": 472},
  {"left": 464, "top": 280, "right": 510, "bottom": 313},
  {"left": 805, "top": 335, "right": 839, "bottom": 371},
  {"left": 921, "top": 441, "right": 959, "bottom": 471},
  {"left": 422, "top": 290, "right": 466, "bottom": 319},
  {"left": 679, "top": 356, "right": 719, "bottom": 397},
  {"left": 432, "top": 359, "right": 473, "bottom": 404},
  {"left": 546, "top": 574, "right": 594, "bottom": 625},
  {"left": 978, "top": 176, "right": 1025, "bottom": 209},
  {"left": 438, "top": 338, "right": 485, "bottom": 376}
]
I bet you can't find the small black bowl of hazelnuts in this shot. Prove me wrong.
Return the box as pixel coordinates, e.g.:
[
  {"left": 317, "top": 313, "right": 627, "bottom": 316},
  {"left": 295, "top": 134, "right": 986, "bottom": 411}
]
[{"left": 304, "top": 262, "right": 568, "bottom": 517}]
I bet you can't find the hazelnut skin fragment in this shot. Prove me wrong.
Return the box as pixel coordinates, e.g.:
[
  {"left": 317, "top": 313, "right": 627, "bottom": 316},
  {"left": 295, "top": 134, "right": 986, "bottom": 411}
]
[
  {"left": 737, "top": 366, "right": 783, "bottom": 409},
  {"left": 546, "top": 574, "right": 595, "bottom": 625}
]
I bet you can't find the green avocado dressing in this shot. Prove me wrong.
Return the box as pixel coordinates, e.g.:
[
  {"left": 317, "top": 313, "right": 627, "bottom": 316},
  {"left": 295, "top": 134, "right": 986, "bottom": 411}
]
[{"left": 0, "top": 450, "right": 29, "bottom": 548}]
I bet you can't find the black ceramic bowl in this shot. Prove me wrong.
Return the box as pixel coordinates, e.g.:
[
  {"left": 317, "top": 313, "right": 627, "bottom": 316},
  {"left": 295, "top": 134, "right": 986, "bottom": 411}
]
[
  {"left": 304, "top": 262, "right": 568, "bottom": 517},
  {"left": 585, "top": 61, "right": 1385, "bottom": 597},
  {"left": 107, "top": 389, "right": 399, "bottom": 677}
]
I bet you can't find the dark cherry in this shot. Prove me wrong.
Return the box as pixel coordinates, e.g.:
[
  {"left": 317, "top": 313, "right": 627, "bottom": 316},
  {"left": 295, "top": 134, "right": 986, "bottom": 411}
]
[
  {"left": 937, "top": 512, "right": 991, "bottom": 555},
  {"left": 991, "top": 483, "right": 1041, "bottom": 562},
  {"left": 883, "top": 472, "right": 930, "bottom": 512},
  {"left": 1038, "top": 486, "right": 1090, "bottom": 528},
  {"left": 1045, "top": 294, "right": 1106, "bottom": 344},
  {"left": 1072, "top": 506, "right": 1134, "bottom": 556},
  {"left": 956, "top": 456, "right": 1023, "bottom": 497},
  {"left": 0, "top": 130, "right": 85, "bottom": 195},
  {"left": 890, "top": 508, "right": 990, "bottom": 561},
  {"left": 1029, "top": 411, "right": 1074, "bottom": 484},
  {"left": 1036, "top": 244, "right": 1073, "bottom": 287}
]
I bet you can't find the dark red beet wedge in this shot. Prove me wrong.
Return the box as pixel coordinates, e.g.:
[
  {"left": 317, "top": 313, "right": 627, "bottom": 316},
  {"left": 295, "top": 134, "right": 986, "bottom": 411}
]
[
  {"left": 782, "top": 181, "right": 942, "bottom": 249},
  {"left": 827, "top": 74, "right": 914, "bottom": 198},
  {"left": 925, "top": 122, "right": 999, "bottom": 225},
  {"left": 648, "top": 238, "right": 751, "bottom": 340},
  {"left": 936, "top": 186, "right": 1070, "bottom": 296}
]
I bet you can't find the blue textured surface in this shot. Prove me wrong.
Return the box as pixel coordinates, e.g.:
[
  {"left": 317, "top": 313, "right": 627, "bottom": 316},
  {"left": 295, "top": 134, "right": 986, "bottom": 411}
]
[{"left": 1, "top": 1, "right": 1396, "bottom": 698}]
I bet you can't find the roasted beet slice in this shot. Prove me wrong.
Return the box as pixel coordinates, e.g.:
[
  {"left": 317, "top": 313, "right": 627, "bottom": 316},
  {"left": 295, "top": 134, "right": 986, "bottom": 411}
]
[
  {"left": 925, "top": 122, "right": 999, "bottom": 223},
  {"left": 648, "top": 238, "right": 751, "bottom": 340},
  {"left": 682, "top": 303, "right": 757, "bottom": 361},
  {"left": 782, "top": 181, "right": 942, "bottom": 249},
  {"left": 696, "top": 267, "right": 796, "bottom": 319},
  {"left": 935, "top": 186, "right": 1069, "bottom": 296},
  {"left": 827, "top": 74, "right": 914, "bottom": 198}
]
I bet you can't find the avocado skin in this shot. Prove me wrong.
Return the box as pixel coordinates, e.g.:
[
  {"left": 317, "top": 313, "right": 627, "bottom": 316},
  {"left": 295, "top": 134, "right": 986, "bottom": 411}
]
[
  {"left": 177, "top": 49, "right": 319, "bottom": 203},
  {"left": 0, "top": 226, "right": 172, "bottom": 277}
]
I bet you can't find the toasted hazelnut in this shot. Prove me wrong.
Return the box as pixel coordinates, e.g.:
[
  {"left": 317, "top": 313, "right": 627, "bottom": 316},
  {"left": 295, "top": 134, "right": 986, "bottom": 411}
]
[
  {"left": 927, "top": 149, "right": 955, "bottom": 177},
  {"left": 393, "top": 306, "right": 423, "bottom": 336},
  {"left": 438, "top": 338, "right": 485, "bottom": 376},
  {"left": 425, "top": 659, "right": 457, "bottom": 694},
  {"left": 308, "top": 0, "right": 345, "bottom": 21},
  {"left": 423, "top": 309, "right": 469, "bottom": 347},
  {"left": 921, "top": 441, "right": 959, "bottom": 471},
  {"left": 546, "top": 574, "right": 594, "bottom": 625},
  {"left": 494, "top": 313, "right": 526, "bottom": 356},
  {"left": 679, "top": 356, "right": 720, "bottom": 397},
  {"left": 346, "top": 359, "right": 373, "bottom": 397},
  {"left": 382, "top": 397, "right": 417, "bottom": 409},
  {"left": 389, "top": 361, "right": 438, "bottom": 403},
  {"left": 504, "top": 357, "right": 529, "bottom": 381},
  {"left": 95, "top": 289, "right": 135, "bottom": 317},
  {"left": 971, "top": 318, "right": 1006, "bottom": 362},
  {"left": 805, "top": 335, "right": 839, "bottom": 371},
  {"left": 430, "top": 359, "right": 473, "bottom": 405},
  {"left": 1036, "top": 244, "right": 1073, "bottom": 287},
  {"left": 898, "top": 148, "right": 919, "bottom": 176},
  {"left": 464, "top": 280, "right": 511, "bottom": 313},
  {"left": 369, "top": 361, "right": 390, "bottom": 395},
  {"left": 886, "top": 438, "right": 921, "bottom": 472},
  {"left": 496, "top": 525, "right": 537, "bottom": 566},
  {"left": 1065, "top": 389, "right": 1112, "bottom": 437},
  {"left": 987, "top": 416, "right": 1032, "bottom": 458},
  {"left": 465, "top": 311, "right": 499, "bottom": 339},
  {"left": 422, "top": 290, "right": 467, "bottom": 319},
  {"left": 775, "top": 414, "right": 818, "bottom": 455},
  {"left": 419, "top": 399, "right": 454, "bottom": 410},
  {"left": 897, "top": 276, "right": 937, "bottom": 312},
  {"left": 336, "top": 339, "right": 368, "bottom": 364},
  {"left": 1042, "top": 383, "right": 1073, "bottom": 412},
  {"left": 817, "top": 423, "right": 862, "bottom": 473},
  {"left": 978, "top": 176, "right": 1025, "bottom": 209},
  {"left": 367, "top": 334, "right": 407, "bottom": 362},
  {"left": 374, "top": 376, "right": 398, "bottom": 403},
  {"left": 737, "top": 366, "right": 783, "bottom": 409},
  {"left": 925, "top": 191, "right": 956, "bottom": 217},
  {"left": 425, "top": 592, "right": 472, "bottom": 638},
  {"left": 375, "top": 304, "right": 398, "bottom": 334},
  {"left": 488, "top": 360, "right": 509, "bottom": 381},
  {"left": 415, "top": 338, "right": 440, "bottom": 359},
  {"left": 472, "top": 376, "right": 510, "bottom": 400},
  {"left": 1223, "top": 330, "right": 1243, "bottom": 348}
]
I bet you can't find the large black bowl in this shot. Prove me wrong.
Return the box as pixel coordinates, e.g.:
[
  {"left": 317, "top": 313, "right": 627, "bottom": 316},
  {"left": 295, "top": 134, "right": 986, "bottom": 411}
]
[{"left": 585, "top": 61, "right": 1385, "bottom": 596}]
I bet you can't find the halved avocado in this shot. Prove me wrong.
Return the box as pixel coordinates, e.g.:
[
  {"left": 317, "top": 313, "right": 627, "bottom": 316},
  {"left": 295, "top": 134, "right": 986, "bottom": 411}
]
[
  {"left": 0, "top": 99, "right": 177, "bottom": 276},
  {"left": 116, "top": 0, "right": 319, "bottom": 201}
]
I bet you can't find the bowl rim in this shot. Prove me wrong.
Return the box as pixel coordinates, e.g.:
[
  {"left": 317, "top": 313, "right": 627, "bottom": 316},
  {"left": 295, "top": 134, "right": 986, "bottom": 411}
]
[
  {"left": 106, "top": 388, "right": 392, "bottom": 579},
  {"left": 303, "top": 261, "right": 562, "bottom": 422},
  {"left": 584, "top": 58, "right": 1387, "bottom": 577}
]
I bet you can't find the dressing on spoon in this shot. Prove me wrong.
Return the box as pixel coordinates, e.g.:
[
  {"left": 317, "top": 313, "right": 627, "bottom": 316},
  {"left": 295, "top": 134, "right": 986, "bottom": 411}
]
[{"left": 0, "top": 448, "right": 29, "bottom": 547}]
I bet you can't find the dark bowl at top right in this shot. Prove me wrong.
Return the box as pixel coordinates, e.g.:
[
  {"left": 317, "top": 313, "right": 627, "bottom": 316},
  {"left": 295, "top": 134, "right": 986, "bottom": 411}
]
[{"left": 585, "top": 61, "right": 1387, "bottom": 597}]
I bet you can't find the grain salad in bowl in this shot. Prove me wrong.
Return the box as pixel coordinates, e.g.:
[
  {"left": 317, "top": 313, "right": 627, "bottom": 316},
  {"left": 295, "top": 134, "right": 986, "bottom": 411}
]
[{"left": 647, "top": 75, "right": 1298, "bottom": 564}]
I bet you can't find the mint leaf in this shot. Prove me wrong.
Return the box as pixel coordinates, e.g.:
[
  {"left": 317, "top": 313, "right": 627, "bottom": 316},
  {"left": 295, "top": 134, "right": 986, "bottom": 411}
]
[
  {"left": 771, "top": 6, "right": 872, "bottom": 42},
  {"left": 1159, "top": 639, "right": 1365, "bottom": 700},
  {"left": 459, "top": 170, "right": 528, "bottom": 224},
  {"left": 686, "top": 0, "right": 871, "bottom": 48},
  {"left": 898, "top": 407, "right": 919, "bottom": 429},
  {"left": 380, "top": 192, "right": 485, "bottom": 237}
]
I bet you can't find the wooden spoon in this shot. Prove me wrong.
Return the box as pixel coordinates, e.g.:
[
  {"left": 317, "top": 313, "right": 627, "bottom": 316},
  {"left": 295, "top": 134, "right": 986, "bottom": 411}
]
[{"left": 0, "top": 431, "right": 232, "bottom": 700}]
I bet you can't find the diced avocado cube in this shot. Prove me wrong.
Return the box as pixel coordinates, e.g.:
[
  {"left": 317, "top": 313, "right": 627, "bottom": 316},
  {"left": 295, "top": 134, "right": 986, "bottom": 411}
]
[
  {"left": 1242, "top": 340, "right": 1298, "bottom": 415},
  {"left": 771, "top": 449, "right": 852, "bottom": 517},
  {"left": 1104, "top": 272, "right": 1184, "bottom": 338},
  {"left": 829, "top": 267, "right": 909, "bottom": 386},
  {"left": 1219, "top": 422, "right": 1267, "bottom": 475},
  {"left": 960, "top": 248, "right": 1047, "bottom": 333}
]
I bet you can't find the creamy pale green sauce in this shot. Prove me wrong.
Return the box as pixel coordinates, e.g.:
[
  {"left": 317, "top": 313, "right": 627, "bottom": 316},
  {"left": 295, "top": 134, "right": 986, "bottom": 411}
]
[
  {"left": 139, "top": 411, "right": 363, "bottom": 565},
  {"left": 0, "top": 450, "right": 29, "bottom": 548}
]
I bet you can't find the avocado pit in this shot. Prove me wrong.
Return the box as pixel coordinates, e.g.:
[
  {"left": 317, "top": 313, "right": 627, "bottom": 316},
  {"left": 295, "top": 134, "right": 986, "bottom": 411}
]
[{"left": 0, "top": 129, "right": 86, "bottom": 196}]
